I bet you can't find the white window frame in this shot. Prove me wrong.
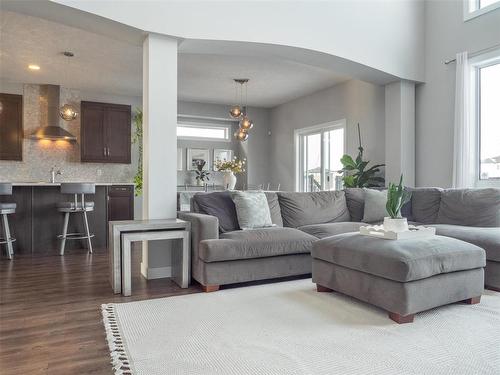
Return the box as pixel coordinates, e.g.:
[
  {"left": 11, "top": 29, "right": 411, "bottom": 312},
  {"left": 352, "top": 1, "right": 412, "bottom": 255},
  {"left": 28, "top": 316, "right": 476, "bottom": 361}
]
[
  {"left": 463, "top": 0, "right": 500, "bottom": 21},
  {"left": 177, "top": 121, "right": 231, "bottom": 142},
  {"left": 470, "top": 48, "right": 500, "bottom": 187},
  {"left": 294, "top": 119, "right": 346, "bottom": 192}
]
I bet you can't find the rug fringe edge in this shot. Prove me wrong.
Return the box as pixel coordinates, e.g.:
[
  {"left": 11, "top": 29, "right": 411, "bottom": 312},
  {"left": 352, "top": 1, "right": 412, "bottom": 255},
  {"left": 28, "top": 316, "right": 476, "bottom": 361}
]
[{"left": 101, "top": 303, "right": 133, "bottom": 375}]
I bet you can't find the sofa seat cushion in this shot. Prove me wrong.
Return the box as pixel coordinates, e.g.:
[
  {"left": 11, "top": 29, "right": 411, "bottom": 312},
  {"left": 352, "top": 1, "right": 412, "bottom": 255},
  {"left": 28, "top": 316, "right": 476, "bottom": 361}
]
[
  {"left": 298, "top": 222, "right": 366, "bottom": 239},
  {"left": 199, "top": 227, "right": 316, "bottom": 262},
  {"left": 312, "top": 233, "right": 485, "bottom": 282},
  {"left": 430, "top": 224, "right": 500, "bottom": 262}
]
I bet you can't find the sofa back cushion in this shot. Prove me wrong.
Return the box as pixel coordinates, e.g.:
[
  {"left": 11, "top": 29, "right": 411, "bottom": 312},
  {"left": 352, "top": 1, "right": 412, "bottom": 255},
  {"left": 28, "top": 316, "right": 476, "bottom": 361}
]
[
  {"left": 344, "top": 187, "right": 412, "bottom": 222},
  {"left": 193, "top": 192, "right": 240, "bottom": 233},
  {"left": 277, "top": 191, "right": 350, "bottom": 228},
  {"left": 344, "top": 188, "right": 364, "bottom": 222},
  {"left": 265, "top": 192, "right": 284, "bottom": 227},
  {"left": 410, "top": 187, "right": 443, "bottom": 224},
  {"left": 437, "top": 188, "right": 500, "bottom": 227}
]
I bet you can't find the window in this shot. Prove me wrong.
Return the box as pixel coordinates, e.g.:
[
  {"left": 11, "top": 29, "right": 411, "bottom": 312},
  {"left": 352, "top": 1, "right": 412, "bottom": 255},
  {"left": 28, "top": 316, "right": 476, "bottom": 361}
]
[
  {"left": 477, "top": 62, "right": 500, "bottom": 180},
  {"left": 177, "top": 122, "right": 230, "bottom": 141},
  {"left": 295, "top": 120, "right": 346, "bottom": 192},
  {"left": 470, "top": 50, "right": 500, "bottom": 184},
  {"left": 464, "top": 0, "right": 500, "bottom": 21}
]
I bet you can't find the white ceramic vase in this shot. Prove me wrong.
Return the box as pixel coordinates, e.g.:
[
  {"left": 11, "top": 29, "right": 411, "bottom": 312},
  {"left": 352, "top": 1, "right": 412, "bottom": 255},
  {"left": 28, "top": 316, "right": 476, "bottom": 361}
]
[
  {"left": 383, "top": 217, "right": 409, "bottom": 233},
  {"left": 223, "top": 171, "right": 237, "bottom": 190}
]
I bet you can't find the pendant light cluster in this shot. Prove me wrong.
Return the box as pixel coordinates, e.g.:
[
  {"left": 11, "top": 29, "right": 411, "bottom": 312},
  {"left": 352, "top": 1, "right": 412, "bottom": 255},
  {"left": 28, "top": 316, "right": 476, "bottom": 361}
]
[
  {"left": 229, "top": 79, "right": 254, "bottom": 142},
  {"left": 59, "top": 51, "right": 78, "bottom": 121}
]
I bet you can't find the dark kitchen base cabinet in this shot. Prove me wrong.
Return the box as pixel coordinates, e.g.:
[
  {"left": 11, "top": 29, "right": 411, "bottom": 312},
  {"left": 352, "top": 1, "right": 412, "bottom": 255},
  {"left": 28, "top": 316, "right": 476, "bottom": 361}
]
[
  {"left": 0, "top": 185, "right": 134, "bottom": 256},
  {"left": 108, "top": 185, "right": 134, "bottom": 221}
]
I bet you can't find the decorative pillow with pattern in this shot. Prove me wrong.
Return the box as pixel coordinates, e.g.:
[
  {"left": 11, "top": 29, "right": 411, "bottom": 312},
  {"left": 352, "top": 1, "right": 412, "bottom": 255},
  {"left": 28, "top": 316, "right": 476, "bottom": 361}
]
[{"left": 231, "top": 191, "right": 273, "bottom": 230}]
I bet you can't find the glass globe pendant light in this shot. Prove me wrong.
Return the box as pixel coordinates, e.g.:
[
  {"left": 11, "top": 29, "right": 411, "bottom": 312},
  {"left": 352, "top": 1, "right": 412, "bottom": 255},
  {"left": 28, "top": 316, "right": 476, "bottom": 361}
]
[
  {"left": 60, "top": 103, "right": 78, "bottom": 121},
  {"left": 231, "top": 79, "right": 254, "bottom": 141},
  {"left": 234, "top": 128, "right": 249, "bottom": 142},
  {"left": 239, "top": 114, "right": 253, "bottom": 131},
  {"left": 229, "top": 79, "right": 243, "bottom": 118},
  {"left": 229, "top": 105, "right": 242, "bottom": 119},
  {"left": 59, "top": 51, "right": 78, "bottom": 121}
]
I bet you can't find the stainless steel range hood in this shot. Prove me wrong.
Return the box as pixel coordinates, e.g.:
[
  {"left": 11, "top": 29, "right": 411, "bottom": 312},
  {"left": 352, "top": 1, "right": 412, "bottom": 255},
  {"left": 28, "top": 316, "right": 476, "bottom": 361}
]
[{"left": 29, "top": 85, "right": 77, "bottom": 142}]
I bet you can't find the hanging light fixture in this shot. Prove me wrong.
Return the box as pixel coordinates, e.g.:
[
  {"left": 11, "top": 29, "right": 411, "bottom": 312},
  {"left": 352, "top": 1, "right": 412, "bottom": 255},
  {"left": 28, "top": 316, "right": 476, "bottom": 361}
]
[
  {"left": 59, "top": 51, "right": 78, "bottom": 121},
  {"left": 231, "top": 79, "right": 253, "bottom": 141},
  {"left": 234, "top": 128, "right": 249, "bottom": 142},
  {"left": 239, "top": 105, "right": 253, "bottom": 131},
  {"left": 229, "top": 79, "right": 248, "bottom": 119}
]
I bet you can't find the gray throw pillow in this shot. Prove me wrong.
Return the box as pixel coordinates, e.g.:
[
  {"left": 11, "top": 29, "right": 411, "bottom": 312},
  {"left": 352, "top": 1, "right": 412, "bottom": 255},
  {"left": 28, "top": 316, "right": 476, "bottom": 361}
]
[
  {"left": 362, "top": 188, "right": 387, "bottom": 223},
  {"left": 232, "top": 191, "right": 273, "bottom": 230},
  {"left": 193, "top": 192, "right": 240, "bottom": 232}
]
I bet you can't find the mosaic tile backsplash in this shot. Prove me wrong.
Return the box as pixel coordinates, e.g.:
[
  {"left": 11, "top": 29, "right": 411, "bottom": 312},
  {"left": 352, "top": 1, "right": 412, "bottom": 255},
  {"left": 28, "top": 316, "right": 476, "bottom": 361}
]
[{"left": 0, "top": 84, "right": 138, "bottom": 183}]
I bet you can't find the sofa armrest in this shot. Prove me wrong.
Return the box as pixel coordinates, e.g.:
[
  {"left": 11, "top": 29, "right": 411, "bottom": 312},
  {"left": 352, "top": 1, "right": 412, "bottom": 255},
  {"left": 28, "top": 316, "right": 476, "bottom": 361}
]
[
  {"left": 177, "top": 212, "right": 219, "bottom": 284},
  {"left": 177, "top": 212, "right": 219, "bottom": 242}
]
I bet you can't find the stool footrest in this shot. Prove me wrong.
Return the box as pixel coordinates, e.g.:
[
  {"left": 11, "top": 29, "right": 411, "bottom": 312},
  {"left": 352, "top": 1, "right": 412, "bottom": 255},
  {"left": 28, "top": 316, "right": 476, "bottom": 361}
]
[
  {"left": 0, "top": 236, "right": 16, "bottom": 245},
  {"left": 57, "top": 232, "right": 95, "bottom": 241}
]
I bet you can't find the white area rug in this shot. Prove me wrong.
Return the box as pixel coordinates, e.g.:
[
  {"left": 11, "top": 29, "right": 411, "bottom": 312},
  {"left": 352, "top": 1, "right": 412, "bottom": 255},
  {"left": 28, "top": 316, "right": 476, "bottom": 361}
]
[{"left": 102, "top": 279, "right": 500, "bottom": 375}]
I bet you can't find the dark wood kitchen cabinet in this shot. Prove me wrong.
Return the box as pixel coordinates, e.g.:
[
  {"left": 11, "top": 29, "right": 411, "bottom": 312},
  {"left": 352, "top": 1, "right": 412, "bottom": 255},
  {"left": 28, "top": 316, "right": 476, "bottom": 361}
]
[
  {"left": 107, "top": 185, "right": 134, "bottom": 221},
  {"left": 81, "top": 101, "right": 131, "bottom": 164},
  {"left": 0, "top": 93, "right": 23, "bottom": 161}
]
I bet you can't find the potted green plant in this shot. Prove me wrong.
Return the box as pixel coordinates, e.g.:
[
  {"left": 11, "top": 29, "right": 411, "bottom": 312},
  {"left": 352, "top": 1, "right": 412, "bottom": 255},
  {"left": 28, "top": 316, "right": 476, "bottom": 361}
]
[
  {"left": 194, "top": 160, "right": 210, "bottom": 186},
  {"left": 132, "top": 108, "right": 143, "bottom": 196},
  {"left": 384, "top": 174, "right": 412, "bottom": 232},
  {"left": 339, "top": 124, "right": 385, "bottom": 188}
]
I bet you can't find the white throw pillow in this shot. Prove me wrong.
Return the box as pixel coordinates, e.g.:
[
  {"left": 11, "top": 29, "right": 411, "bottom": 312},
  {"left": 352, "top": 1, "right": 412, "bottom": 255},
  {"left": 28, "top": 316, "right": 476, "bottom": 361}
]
[
  {"left": 362, "top": 188, "right": 387, "bottom": 223},
  {"left": 232, "top": 191, "right": 273, "bottom": 230}
]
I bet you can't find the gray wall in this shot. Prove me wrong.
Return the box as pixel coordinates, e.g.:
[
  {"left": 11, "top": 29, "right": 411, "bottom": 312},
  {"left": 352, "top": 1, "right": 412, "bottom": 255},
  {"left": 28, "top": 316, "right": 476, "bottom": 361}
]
[
  {"left": 269, "top": 80, "right": 385, "bottom": 191},
  {"left": 415, "top": 0, "right": 500, "bottom": 187}
]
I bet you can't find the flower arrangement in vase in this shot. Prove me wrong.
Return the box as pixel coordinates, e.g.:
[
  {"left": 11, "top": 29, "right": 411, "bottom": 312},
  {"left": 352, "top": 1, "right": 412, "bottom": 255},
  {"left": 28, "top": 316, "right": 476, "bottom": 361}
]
[{"left": 214, "top": 157, "right": 246, "bottom": 190}]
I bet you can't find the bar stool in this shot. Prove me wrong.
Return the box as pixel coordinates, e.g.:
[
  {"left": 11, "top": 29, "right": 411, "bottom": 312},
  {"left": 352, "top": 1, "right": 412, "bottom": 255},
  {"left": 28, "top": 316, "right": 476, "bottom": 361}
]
[
  {"left": 57, "top": 183, "right": 95, "bottom": 255},
  {"left": 0, "top": 183, "right": 16, "bottom": 260}
]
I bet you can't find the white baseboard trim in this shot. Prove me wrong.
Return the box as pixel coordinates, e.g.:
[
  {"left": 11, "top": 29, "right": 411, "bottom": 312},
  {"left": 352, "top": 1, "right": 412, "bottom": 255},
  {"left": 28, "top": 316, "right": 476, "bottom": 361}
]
[{"left": 140, "top": 262, "right": 172, "bottom": 280}]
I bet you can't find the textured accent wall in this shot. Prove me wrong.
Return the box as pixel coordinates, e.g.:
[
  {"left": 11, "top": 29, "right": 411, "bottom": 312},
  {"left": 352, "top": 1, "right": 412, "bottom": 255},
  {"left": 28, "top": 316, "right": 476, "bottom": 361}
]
[{"left": 0, "top": 84, "right": 138, "bottom": 183}]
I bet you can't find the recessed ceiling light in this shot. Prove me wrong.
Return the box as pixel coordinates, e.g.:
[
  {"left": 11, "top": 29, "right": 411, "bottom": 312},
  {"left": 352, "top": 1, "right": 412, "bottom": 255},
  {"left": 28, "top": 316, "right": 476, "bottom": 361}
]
[{"left": 28, "top": 64, "right": 40, "bottom": 71}]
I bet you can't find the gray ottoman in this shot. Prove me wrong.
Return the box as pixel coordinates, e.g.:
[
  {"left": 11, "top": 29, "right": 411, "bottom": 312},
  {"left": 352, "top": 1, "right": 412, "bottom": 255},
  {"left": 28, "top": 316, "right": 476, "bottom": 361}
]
[{"left": 312, "top": 233, "right": 486, "bottom": 323}]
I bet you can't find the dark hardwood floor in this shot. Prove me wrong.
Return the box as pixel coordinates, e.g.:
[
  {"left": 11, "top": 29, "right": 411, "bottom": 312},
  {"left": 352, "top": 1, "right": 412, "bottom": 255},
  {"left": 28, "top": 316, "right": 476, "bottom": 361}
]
[{"left": 0, "top": 248, "right": 202, "bottom": 375}]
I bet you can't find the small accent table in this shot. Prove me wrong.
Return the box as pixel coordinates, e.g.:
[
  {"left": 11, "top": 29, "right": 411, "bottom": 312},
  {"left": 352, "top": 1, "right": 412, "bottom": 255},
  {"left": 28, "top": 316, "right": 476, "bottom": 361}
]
[{"left": 109, "top": 219, "right": 191, "bottom": 296}]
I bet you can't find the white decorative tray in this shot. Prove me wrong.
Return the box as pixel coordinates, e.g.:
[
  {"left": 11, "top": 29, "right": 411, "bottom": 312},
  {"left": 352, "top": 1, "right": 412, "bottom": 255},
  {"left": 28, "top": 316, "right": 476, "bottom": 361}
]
[{"left": 359, "top": 225, "right": 436, "bottom": 240}]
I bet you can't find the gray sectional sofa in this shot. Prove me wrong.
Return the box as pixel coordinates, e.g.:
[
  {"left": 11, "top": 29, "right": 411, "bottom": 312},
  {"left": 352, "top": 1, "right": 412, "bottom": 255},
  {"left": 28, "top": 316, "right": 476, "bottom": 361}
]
[{"left": 178, "top": 188, "right": 500, "bottom": 292}]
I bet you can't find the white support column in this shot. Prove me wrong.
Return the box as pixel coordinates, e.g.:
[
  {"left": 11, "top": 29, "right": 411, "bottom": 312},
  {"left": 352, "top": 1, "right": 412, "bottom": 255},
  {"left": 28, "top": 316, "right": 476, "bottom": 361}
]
[
  {"left": 385, "top": 80, "right": 415, "bottom": 187},
  {"left": 142, "top": 33, "right": 178, "bottom": 278}
]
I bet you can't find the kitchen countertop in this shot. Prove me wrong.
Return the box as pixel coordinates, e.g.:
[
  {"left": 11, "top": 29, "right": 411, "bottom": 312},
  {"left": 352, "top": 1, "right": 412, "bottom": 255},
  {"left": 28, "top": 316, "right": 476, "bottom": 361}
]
[{"left": 9, "top": 182, "right": 135, "bottom": 186}]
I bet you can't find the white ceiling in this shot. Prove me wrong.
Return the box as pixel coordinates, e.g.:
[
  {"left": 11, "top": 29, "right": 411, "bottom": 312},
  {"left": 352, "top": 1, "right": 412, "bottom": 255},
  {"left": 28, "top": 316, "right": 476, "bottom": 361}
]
[
  {"left": 178, "top": 54, "right": 349, "bottom": 107},
  {"left": 0, "top": 11, "right": 350, "bottom": 108},
  {"left": 0, "top": 11, "right": 143, "bottom": 98}
]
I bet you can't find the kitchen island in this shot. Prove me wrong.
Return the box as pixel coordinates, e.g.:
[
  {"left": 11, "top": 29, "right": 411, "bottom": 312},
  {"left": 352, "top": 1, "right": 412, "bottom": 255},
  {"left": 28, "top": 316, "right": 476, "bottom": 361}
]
[{"left": 0, "top": 182, "right": 134, "bottom": 255}]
